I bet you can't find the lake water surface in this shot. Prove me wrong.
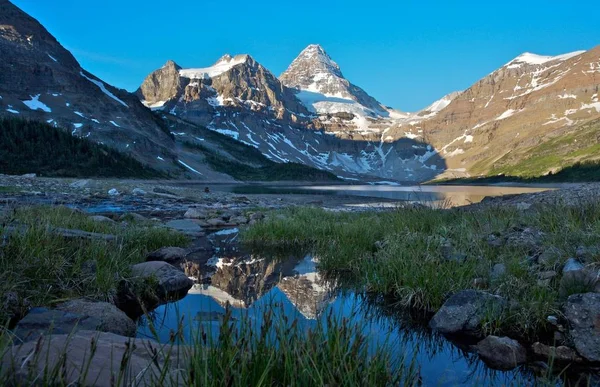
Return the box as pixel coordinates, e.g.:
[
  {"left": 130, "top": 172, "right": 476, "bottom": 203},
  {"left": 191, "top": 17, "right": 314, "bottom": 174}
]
[
  {"left": 137, "top": 226, "right": 596, "bottom": 386},
  {"left": 223, "top": 183, "right": 556, "bottom": 207}
]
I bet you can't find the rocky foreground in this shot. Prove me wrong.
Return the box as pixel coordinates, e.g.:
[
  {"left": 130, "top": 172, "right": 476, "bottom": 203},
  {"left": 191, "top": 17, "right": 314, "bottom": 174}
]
[{"left": 1, "top": 175, "right": 600, "bottom": 384}]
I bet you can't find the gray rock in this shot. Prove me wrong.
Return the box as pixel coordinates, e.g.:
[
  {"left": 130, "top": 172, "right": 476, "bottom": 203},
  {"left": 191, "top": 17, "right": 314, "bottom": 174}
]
[
  {"left": 146, "top": 246, "right": 188, "bottom": 263},
  {"left": 229, "top": 215, "right": 248, "bottom": 225},
  {"left": 559, "top": 267, "right": 599, "bottom": 298},
  {"left": 56, "top": 299, "right": 136, "bottom": 337},
  {"left": 1, "top": 330, "right": 185, "bottom": 387},
  {"left": 89, "top": 215, "right": 115, "bottom": 224},
  {"left": 476, "top": 335, "right": 527, "bottom": 370},
  {"left": 491, "top": 263, "right": 507, "bottom": 280},
  {"left": 205, "top": 218, "right": 227, "bottom": 227},
  {"left": 132, "top": 188, "right": 146, "bottom": 195},
  {"left": 184, "top": 207, "right": 207, "bottom": 219},
  {"left": 531, "top": 342, "right": 583, "bottom": 363},
  {"left": 537, "top": 247, "right": 562, "bottom": 267},
  {"left": 429, "top": 290, "right": 505, "bottom": 336},
  {"left": 563, "top": 258, "right": 585, "bottom": 273},
  {"left": 564, "top": 293, "right": 600, "bottom": 362},
  {"left": 107, "top": 188, "right": 119, "bottom": 196},
  {"left": 20, "top": 173, "right": 36, "bottom": 178},
  {"left": 131, "top": 261, "right": 194, "bottom": 299}
]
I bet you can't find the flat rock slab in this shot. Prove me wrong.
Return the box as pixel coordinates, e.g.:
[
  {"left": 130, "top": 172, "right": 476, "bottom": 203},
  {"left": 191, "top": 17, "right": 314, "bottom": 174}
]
[
  {"left": 13, "top": 308, "right": 102, "bottom": 343},
  {"left": 564, "top": 292, "right": 600, "bottom": 362},
  {"left": 13, "top": 300, "right": 137, "bottom": 342},
  {"left": 1, "top": 330, "right": 187, "bottom": 386},
  {"left": 165, "top": 219, "right": 202, "bottom": 233},
  {"left": 429, "top": 290, "right": 505, "bottom": 337}
]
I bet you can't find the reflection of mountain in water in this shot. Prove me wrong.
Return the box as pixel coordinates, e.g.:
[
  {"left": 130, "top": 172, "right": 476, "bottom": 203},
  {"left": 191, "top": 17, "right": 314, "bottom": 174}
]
[
  {"left": 196, "top": 248, "right": 333, "bottom": 319},
  {"left": 277, "top": 255, "right": 333, "bottom": 320}
]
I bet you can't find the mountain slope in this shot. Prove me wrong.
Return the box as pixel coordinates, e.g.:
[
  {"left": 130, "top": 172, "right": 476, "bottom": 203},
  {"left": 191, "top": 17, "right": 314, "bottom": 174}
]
[
  {"left": 390, "top": 47, "right": 600, "bottom": 178},
  {"left": 0, "top": 0, "right": 179, "bottom": 171},
  {"left": 0, "top": 1, "right": 338, "bottom": 182}
]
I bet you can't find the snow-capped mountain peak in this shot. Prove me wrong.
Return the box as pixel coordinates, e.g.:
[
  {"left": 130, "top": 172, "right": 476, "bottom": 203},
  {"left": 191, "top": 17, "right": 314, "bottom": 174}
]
[{"left": 280, "top": 44, "right": 390, "bottom": 121}]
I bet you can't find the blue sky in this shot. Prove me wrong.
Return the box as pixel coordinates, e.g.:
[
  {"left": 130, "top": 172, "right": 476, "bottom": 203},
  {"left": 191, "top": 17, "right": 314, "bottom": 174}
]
[{"left": 12, "top": 0, "right": 600, "bottom": 111}]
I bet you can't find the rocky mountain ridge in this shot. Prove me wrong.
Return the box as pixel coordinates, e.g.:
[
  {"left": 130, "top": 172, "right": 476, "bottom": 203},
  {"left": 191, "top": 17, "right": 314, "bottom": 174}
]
[{"left": 2, "top": 0, "right": 599, "bottom": 181}]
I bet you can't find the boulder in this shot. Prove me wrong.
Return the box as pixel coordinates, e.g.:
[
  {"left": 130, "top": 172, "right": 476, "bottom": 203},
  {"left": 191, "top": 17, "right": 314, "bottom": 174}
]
[
  {"left": 563, "top": 293, "right": 600, "bottom": 362},
  {"left": 146, "top": 247, "right": 188, "bottom": 263},
  {"left": 116, "top": 262, "right": 193, "bottom": 318},
  {"left": 56, "top": 299, "right": 136, "bottom": 337},
  {"left": 107, "top": 188, "right": 119, "bottom": 196},
  {"left": 131, "top": 261, "right": 193, "bottom": 299},
  {"left": 559, "top": 267, "right": 599, "bottom": 299},
  {"left": 1, "top": 331, "right": 186, "bottom": 386},
  {"left": 429, "top": 290, "right": 505, "bottom": 336},
  {"left": 475, "top": 335, "right": 527, "bottom": 370}
]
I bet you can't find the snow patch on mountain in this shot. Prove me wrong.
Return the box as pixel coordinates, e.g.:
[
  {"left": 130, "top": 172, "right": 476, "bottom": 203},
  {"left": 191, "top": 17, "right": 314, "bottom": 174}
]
[
  {"left": 506, "top": 50, "right": 586, "bottom": 68},
  {"left": 179, "top": 55, "right": 248, "bottom": 79},
  {"left": 23, "top": 94, "right": 52, "bottom": 112},
  {"left": 80, "top": 71, "right": 129, "bottom": 108}
]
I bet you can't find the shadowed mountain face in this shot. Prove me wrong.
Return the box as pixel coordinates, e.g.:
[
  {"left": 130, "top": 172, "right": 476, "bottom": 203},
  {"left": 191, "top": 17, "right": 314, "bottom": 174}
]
[{"left": 0, "top": 0, "right": 179, "bottom": 171}]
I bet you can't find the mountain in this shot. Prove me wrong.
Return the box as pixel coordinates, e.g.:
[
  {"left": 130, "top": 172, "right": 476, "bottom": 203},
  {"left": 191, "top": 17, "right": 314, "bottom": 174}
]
[
  {"left": 0, "top": 0, "right": 337, "bottom": 182},
  {"left": 0, "top": 0, "right": 177, "bottom": 171},
  {"left": 138, "top": 48, "right": 444, "bottom": 181},
  {"left": 401, "top": 48, "right": 600, "bottom": 178}
]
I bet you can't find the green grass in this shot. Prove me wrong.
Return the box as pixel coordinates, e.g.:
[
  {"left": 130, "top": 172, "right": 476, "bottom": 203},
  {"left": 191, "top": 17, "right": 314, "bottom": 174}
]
[
  {"left": 0, "top": 305, "right": 418, "bottom": 386},
  {"left": 0, "top": 117, "right": 164, "bottom": 178},
  {"left": 241, "top": 204, "right": 600, "bottom": 340},
  {"left": 466, "top": 117, "right": 600, "bottom": 180},
  {"left": 0, "top": 206, "right": 188, "bottom": 322}
]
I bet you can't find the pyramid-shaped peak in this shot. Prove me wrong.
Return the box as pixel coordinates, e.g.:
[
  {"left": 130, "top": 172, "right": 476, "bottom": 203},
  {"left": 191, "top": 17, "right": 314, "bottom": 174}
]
[{"left": 162, "top": 59, "right": 181, "bottom": 70}]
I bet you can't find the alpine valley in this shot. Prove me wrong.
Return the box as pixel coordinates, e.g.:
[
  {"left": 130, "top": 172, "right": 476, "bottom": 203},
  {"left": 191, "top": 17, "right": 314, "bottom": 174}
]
[{"left": 1, "top": 0, "right": 599, "bottom": 182}]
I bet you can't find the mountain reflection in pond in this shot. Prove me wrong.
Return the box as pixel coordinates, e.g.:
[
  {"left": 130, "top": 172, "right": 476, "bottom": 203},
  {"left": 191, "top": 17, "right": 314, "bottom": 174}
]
[{"left": 137, "top": 232, "right": 561, "bottom": 386}]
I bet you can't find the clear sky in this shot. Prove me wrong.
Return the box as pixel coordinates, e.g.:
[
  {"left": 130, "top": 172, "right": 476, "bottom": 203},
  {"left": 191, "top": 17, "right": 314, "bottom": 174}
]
[{"left": 11, "top": 0, "right": 600, "bottom": 112}]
